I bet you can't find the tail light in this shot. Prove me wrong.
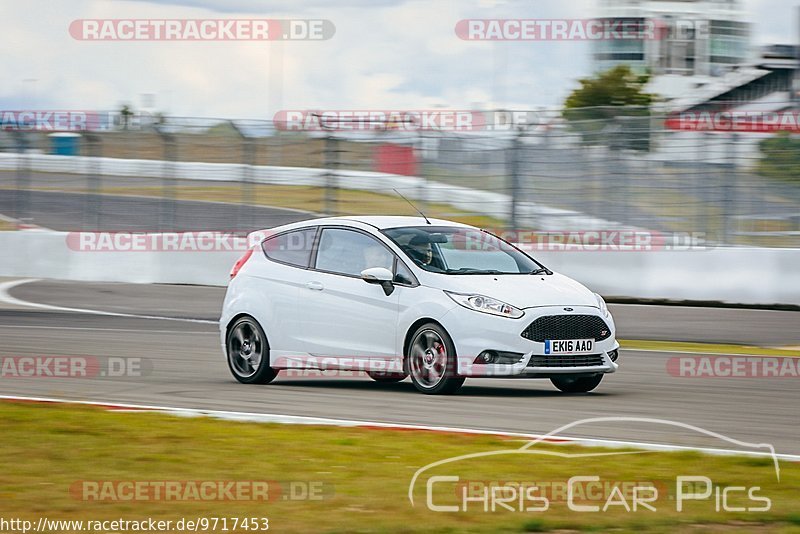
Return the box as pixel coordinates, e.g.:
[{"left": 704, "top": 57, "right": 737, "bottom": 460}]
[{"left": 230, "top": 248, "right": 255, "bottom": 279}]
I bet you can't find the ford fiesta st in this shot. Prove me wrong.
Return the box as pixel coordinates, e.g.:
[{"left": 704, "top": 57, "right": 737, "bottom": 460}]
[{"left": 220, "top": 216, "right": 619, "bottom": 395}]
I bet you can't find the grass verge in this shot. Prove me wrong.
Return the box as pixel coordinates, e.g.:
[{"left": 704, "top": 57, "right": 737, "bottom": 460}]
[
  {"left": 620, "top": 340, "right": 799, "bottom": 357},
  {"left": 1, "top": 402, "right": 798, "bottom": 533},
  {"left": 1, "top": 184, "right": 505, "bottom": 229}
]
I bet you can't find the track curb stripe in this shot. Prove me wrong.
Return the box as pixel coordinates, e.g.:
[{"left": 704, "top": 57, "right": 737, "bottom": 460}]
[{"left": 1, "top": 394, "right": 798, "bottom": 462}]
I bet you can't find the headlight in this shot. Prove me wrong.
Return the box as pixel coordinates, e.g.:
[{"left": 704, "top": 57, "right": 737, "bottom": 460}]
[
  {"left": 445, "top": 291, "right": 524, "bottom": 319},
  {"left": 594, "top": 292, "right": 609, "bottom": 317}
]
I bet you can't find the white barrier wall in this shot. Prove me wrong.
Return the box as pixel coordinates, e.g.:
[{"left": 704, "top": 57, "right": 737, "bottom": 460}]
[
  {"left": 0, "top": 153, "right": 621, "bottom": 231},
  {"left": 532, "top": 247, "right": 800, "bottom": 306},
  {"left": 1, "top": 230, "right": 798, "bottom": 306},
  {"left": 0, "top": 231, "right": 243, "bottom": 286}
]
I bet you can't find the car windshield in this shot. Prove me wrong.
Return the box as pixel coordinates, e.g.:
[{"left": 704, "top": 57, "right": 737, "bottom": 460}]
[{"left": 382, "top": 226, "right": 543, "bottom": 274}]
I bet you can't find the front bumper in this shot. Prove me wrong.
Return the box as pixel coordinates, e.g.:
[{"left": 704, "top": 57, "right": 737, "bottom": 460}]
[{"left": 438, "top": 304, "right": 619, "bottom": 378}]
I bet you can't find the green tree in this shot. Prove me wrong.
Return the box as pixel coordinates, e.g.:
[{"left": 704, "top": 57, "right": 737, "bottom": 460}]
[
  {"left": 120, "top": 104, "right": 134, "bottom": 130},
  {"left": 565, "top": 65, "right": 653, "bottom": 111},
  {"left": 563, "top": 65, "right": 654, "bottom": 150},
  {"left": 758, "top": 132, "right": 800, "bottom": 184}
]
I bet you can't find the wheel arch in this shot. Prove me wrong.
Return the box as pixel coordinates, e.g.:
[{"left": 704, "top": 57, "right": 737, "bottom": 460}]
[
  {"left": 402, "top": 317, "right": 450, "bottom": 361},
  {"left": 225, "top": 312, "right": 254, "bottom": 338},
  {"left": 225, "top": 313, "right": 272, "bottom": 351}
]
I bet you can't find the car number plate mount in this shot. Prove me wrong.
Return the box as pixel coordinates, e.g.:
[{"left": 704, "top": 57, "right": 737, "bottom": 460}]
[{"left": 544, "top": 339, "right": 594, "bottom": 354}]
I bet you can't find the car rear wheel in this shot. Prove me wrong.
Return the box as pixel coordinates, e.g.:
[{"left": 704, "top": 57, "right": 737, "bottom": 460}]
[
  {"left": 226, "top": 316, "right": 278, "bottom": 384},
  {"left": 550, "top": 374, "right": 603, "bottom": 393},
  {"left": 366, "top": 371, "right": 408, "bottom": 383},
  {"left": 407, "top": 323, "right": 464, "bottom": 395}
]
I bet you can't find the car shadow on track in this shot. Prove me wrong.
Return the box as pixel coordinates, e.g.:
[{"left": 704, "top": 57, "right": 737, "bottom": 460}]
[{"left": 271, "top": 379, "right": 615, "bottom": 398}]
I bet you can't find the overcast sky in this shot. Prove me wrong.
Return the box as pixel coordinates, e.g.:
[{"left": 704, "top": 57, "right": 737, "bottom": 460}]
[{"left": 0, "top": 0, "right": 797, "bottom": 119}]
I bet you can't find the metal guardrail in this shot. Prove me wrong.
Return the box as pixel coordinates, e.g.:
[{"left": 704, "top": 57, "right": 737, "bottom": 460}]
[{"left": 1, "top": 108, "right": 799, "bottom": 247}]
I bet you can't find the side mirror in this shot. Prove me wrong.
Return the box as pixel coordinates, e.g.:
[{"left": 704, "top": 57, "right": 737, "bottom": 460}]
[
  {"left": 361, "top": 267, "right": 393, "bottom": 283},
  {"left": 360, "top": 267, "right": 395, "bottom": 296}
]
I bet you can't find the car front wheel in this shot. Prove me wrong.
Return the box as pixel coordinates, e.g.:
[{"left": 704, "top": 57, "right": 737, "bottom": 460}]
[
  {"left": 226, "top": 316, "right": 278, "bottom": 384},
  {"left": 407, "top": 323, "right": 465, "bottom": 395},
  {"left": 550, "top": 374, "right": 603, "bottom": 393}
]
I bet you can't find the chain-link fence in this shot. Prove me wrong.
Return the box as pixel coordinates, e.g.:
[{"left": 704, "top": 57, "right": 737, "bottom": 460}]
[{"left": 1, "top": 108, "right": 799, "bottom": 246}]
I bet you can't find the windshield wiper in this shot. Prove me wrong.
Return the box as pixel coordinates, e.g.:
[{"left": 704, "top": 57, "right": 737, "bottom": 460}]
[
  {"left": 529, "top": 268, "right": 553, "bottom": 275},
  {"left": 445, "top": 268, "right": 506, "bottom": 275}
]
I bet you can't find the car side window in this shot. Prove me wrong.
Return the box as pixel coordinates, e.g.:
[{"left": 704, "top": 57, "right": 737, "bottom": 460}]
[
  {"left": 394, "top": 261, "right": 415, "bottom": 285},
  {"left": 315, "top": 228, "right": 394, "bottom": 277},
  {"left": 261, "top": 228, "right": 317, "bottom": 268}
]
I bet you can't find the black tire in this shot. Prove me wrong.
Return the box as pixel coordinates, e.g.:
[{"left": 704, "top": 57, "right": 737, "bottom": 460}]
[
  {"left": 366, "top": 371, "right": 408, "bottom": 383},
  {"left": 406, "top": 323, "right": 465, "bottom": 395},
  {"left": 226, "top": 316, "right": 278, "bottom": 384},
  {"left": 550, "top": 374, "right": 603, "bottom": 393}
]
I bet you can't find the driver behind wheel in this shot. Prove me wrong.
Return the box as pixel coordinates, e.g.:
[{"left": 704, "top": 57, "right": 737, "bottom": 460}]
[{"left": 404, "top": 235, "right": 434, "bottom": 266}]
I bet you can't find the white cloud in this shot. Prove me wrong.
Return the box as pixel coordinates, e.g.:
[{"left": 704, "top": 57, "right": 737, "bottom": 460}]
[{"left": 0, "top": 0, "right": 793, "bottom": 118}]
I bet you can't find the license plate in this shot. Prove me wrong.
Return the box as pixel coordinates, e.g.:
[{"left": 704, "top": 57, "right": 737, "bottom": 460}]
[{"left": 544, "top": 339, "right": 594, "bottom": 354}]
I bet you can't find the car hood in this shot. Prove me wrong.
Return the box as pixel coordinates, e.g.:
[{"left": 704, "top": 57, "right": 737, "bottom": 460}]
[{"left": 427, "top": 272, "right": 599, "bottom": 309}]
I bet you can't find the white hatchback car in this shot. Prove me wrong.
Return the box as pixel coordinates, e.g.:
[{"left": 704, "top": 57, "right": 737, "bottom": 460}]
[{"left": 220, "top": 216, "right": 619, "bottom": 395}]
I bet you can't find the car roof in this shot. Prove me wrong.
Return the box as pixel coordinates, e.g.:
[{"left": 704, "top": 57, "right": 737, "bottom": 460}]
[
  {"left": 247, "top": 216, "right": 477, "bottom": 243},
  {"left": 280, "top": 215, "right": 474, "bottom": 230},
  {"left": 329, "top": 215, "right": 474, "bottom": 230}
]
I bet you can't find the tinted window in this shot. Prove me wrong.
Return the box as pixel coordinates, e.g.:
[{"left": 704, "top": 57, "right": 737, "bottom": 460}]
[
  {"left": 261, "top": 228, "right": 316, "bottom": 268},
  {"left": 382, "top": 226, "right": 541, "bottom": 274},
  {"left": 315, "top": 228, "right": 394, "bottom": 276}
]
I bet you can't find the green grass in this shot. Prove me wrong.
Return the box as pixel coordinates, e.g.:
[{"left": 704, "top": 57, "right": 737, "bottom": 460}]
[
  {"left": 103, "top": 184, "right": 503, "bottom": 227},
  {"left": 1, "top": 402, "right": 798, "bottom": 533}
]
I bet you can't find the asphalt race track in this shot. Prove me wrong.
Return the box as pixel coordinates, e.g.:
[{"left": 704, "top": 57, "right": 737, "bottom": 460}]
[
  {"left": 0, "top": 188, "right": 314, "bottom": 232},
  {"left": 0, "top": 278, "right": 798, "bottom": 457}
]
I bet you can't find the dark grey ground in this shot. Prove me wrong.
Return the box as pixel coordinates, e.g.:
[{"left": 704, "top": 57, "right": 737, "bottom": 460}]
[
  {"left": 4, "top": 168, "right": 800, "bottom": 247},
  {"left": 8, "top": 280, "right": 800, "bottom": 346},
  {"left": 0, "top": 279, "right": 798, "bottom": 456},
  {"left": 0, "top": 188, "right": 313, "bottom": 231}
]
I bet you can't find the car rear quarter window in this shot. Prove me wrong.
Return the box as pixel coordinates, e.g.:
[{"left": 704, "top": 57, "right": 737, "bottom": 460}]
[{"left": 261, "top": 228, "right": 317, "bottom": 268}]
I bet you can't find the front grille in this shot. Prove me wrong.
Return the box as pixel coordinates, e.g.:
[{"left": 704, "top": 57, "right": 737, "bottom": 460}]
[
  {"left": 521, "top": 314, "right": 611, "bottom": 342},
  {"left": 528, "top": 354, "right": 605, "bottom": 367}
]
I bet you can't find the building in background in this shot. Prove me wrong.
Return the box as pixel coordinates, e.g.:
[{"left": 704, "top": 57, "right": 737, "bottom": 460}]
[
  {"left": 592, "top": 0, "right": 799, "bottom": 112},
  {"left": 591, "top": 0, "right": 772, "bottom": 108},
  {"left": 593, "top": 0, "right": 751, "bottom": 78},
  {"left": 589, "top": 0, "right": 799, "bottom": 160}
]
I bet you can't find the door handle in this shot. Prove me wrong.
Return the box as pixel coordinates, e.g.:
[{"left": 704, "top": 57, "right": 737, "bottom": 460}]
[{"left": 306, "top": 281, "right": 324, "bottom": 291}]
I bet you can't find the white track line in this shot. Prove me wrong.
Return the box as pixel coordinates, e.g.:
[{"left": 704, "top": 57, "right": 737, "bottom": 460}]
[
  {"left": 3, "top": 279, "right": 793, "bottom": 357},
  {"left": 3, "top": 282, "right": 796, "bottom": 461},
  {"left": 0, "top": 324, "right": 218, "bottom": 334},
  {"left": 0, "top": 279, "right": 216, "bottom": 325},
  {"left": 1, "top": 279, "right": 790, "bottom": 357},
  {"left": 1, "top": 394, "right": 798, "bottom": 462}
]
